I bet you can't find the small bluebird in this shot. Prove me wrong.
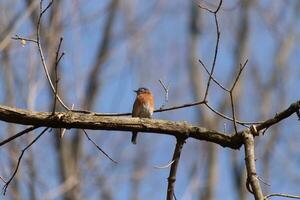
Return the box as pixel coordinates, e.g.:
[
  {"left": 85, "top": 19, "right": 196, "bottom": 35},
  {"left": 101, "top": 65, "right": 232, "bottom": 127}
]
[{"left": 131, "top": 87, "right": 154, "bottom": 144}]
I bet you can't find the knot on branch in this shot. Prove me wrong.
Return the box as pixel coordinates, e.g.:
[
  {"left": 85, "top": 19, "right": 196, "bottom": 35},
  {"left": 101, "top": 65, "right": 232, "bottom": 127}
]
[
  {"left": 180, "top": 121, "right": 191, "bottom": 141},
  {"left": 167, "top": 176, "right": 176, "bottom": 183},
  {"left": 49, "top": 112, "right": 65, "bottom": 121}
]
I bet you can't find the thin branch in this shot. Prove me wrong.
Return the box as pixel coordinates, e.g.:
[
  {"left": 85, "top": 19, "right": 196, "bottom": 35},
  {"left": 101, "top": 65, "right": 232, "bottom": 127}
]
[
  {"left": 0, "top": 0, "right": 39, "bottom": 50},
  {"left": 71, "top": 100, "right": 207, "bottom": 116},
  {"left": 155, "top": 100, "right": 207, "bottom": 113},
  {"left": 52, "top": 37, "right": 64, "bottom": 114},
  {"left": 166, "top": 138, "right": 185, "bottom": 200},
  {"left": 36, "top": 0, "right": 70, "bottom": 111},
  {"left": 173, "top": 192, "right": 178, "bottom": 200},
  {"left": 265, "top": 193, "right": 300, "bottom": 199},
  {"left": 202, "top": 0, "right": 223, "bottom": 101},
  {"left": 83, "top": 130, "right": 118, "bottom": 164},
  {"left": 0, "top": 176, "right": 6, "bottom": 184},
  {"left": 204, "top": 102, "right": 261, "bottom": 126},
  {"left": 11, "top": 35, "right": 37, "bottom": 44},
  {"left": 230, "top": 60, "right": 248, "bottom": 90},
  {"left": 198, "top": 59, "right": 229, "bottom": 92},
  {"left": 257, "top": 176, "right": 270, "bottom": 187},
  {"left": 256, "top": 101, "right": 300, "bottom": 132},
  {"left": 159, "top": 79, "right": 169, "bottom": 109},
  {"left": 2, "top": 127, "right": 48, "bottom": 195},
  {"left": 0, "top": 126, "right": 39, "bottom": 147},
  {"left": 230, "top": 93, "right": 238, "bottom": 134},
  {"left": 197, "top": 0, "right": 223, "bottom": 14},
  {"left": 229, "top": 60, "right": 248, "bottom": 134}
]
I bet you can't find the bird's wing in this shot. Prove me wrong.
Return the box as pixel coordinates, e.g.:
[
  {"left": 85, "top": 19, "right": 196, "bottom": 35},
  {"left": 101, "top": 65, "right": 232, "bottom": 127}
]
[{"left": 132, "top": 99, "right": 141, "bottom": 117}]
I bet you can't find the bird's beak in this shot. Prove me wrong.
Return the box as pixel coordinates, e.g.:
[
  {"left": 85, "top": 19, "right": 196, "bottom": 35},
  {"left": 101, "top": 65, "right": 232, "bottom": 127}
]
[{"left": 133, "top": 90, "right": 138, "bottom": 93}]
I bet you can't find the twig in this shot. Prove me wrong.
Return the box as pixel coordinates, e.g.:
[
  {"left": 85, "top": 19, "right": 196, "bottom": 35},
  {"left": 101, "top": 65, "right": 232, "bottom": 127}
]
[
  {"left": 173, "top": 192, "right": 178, "bottom": 200},
  {"left": 154, "top": 160, "right": 175, "bottom": 169},
  {"left": 36, "top": 0, "right": 70, "bottom": 111},
  {"left": 0, "top": 176, "right": 6, "bottom": 184},
  {"left": 257, "top": 176, "right": 270, "bottom": 187},
  {"left": 198, "top": 0, "right": 222, "bottom": 13},
  {"left": 0, "top": 126, "right": 39, "bottom": 147},
  {"left": 204, "top": 102, "right": 261, "bottom": 126},
  {"left": 71, "top": 100, "right": 207, "bottom": 116},
  {"left": 265, "top": 193, "right": 300, "bottom": 199},
  {"left": 2, "top": 127, "right": 48, "bottom": 195},
  {"left": 198, "top": 59, "right": 229, "bottom": 92},
  {"left": 159, "top": 79, "right": 169, "bottom": 109},
  {"left": 243, "top": 127, "right": 264, "bottom": 199},
  {"left": 155, "top": 100, "right": 207, "bottom": 113},
  {"left": 202, "top": 0, "right": 223, "bottom": 101},
  {"left": 11, "top": 35, "right": 37, "bottom": 44},
  {"left": 11, "top": 1, "right": 69, "bottom": 110},
  {"left": 230, "top": 93, "right": 238, "bottom": 134},
  {"left": 230, "top": 60, "right": 248, "bottom": 90},
  {"left": 83, "top": 130, "right": 118, "bottom": 164},
  {"left": 229, "top": 60, "right": 249, "bottom": 134},
  {"left": 52, "top": 37, "right": 65, "bottom": 114},
  {"left": 256, "top": 101, "right": 300, "bottom": 131},
  {"left": 166, "top": 138, "right": 185, "bottom": 200}
]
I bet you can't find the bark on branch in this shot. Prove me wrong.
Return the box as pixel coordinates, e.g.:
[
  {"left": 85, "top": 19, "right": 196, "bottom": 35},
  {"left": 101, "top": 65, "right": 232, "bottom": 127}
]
[
  {"left": 243, "top": 129, "right": 264, "bottom": 200},
  {"left": 0, "top": 99, "right": 299, "bottom": 150},
  {"left": 0, "top": 105, "right": 242, "bottom": 149}
]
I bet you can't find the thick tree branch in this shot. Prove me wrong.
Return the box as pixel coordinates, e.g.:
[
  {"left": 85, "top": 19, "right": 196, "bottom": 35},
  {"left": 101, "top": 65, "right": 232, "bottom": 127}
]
[
  {"left": 0, "top": 99, "right": 299, "bottom": 152},
  {"left": 0, "top": 105, "right": 242, "bottom": 149}
]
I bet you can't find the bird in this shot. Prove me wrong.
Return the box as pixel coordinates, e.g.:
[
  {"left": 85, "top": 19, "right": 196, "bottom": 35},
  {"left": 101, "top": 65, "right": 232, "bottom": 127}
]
[{"left": 131, "top": 87, "right": 154, "bottom": 144}]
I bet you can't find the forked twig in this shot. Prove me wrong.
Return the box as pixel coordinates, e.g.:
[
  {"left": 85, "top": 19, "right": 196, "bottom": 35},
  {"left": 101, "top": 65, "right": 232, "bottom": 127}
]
[
  {"left": 2, "top": 127, "right": 48, "bottom": 195},
  {"left": 229, "top": 60, "right": 249, "bottom": 134},
  {"left": 198, "top": 59, "right": 229, "bottom": 92},
  {"left": 205, "top": 102, "right": 261, "bottom": 126},
  {"left": 201, "top": 0, "right": 223, "bottom": 101},
  {"left": 159, "top": 79, "right": 169, "bottom": 109},
  {"left": 36, "top": 0, "right": 70, "bottom": 111}
]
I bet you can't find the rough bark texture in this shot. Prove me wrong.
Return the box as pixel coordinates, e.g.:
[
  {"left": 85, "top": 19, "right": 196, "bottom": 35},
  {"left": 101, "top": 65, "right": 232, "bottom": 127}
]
[
  {"left": 243, "top": 130, "right": 264, "bottom": 200},
  {"left": 0, "top": 105, "right": 243, "bottom": 149}
]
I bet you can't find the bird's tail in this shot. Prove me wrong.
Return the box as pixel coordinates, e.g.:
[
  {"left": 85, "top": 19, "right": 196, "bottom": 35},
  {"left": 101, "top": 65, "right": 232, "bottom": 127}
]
[{"left": 131, "top": 131, "right": 138, "bottom": 144}]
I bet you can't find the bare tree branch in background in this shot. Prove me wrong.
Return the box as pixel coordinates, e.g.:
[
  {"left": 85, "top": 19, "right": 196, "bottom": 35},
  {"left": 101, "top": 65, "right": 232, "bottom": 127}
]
[{"left": 166, "top": 138, "right": 185, "bottom": 200}]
